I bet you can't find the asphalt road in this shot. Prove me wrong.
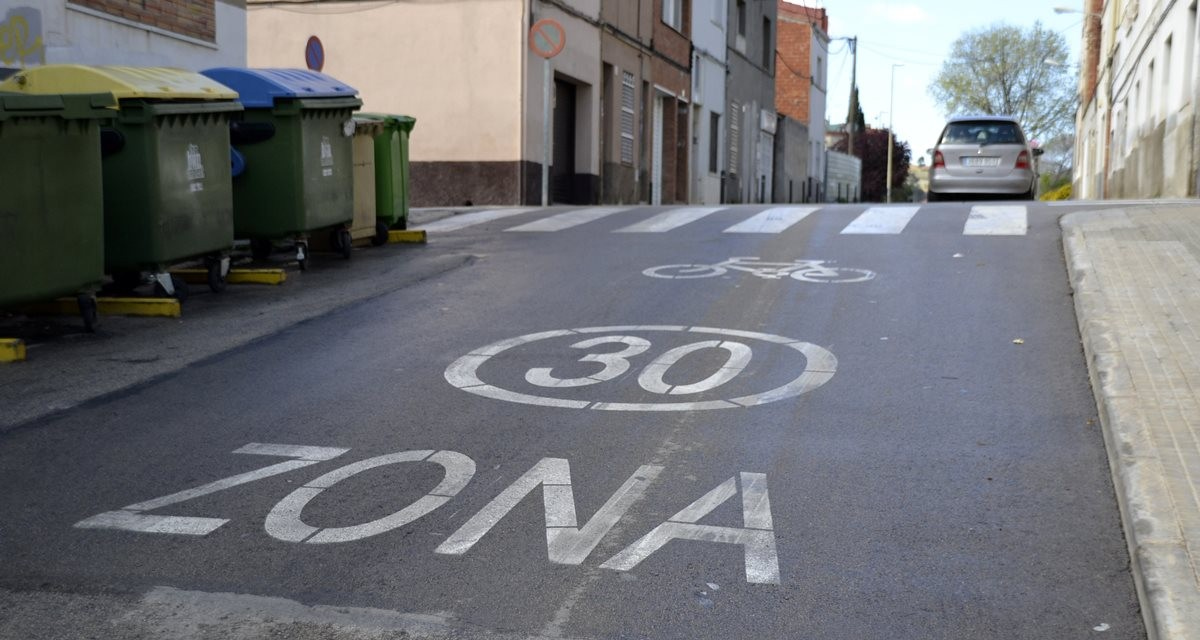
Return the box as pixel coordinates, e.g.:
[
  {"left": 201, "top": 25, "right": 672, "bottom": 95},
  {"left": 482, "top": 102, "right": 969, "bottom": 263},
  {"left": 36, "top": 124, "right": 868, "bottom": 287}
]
[{"left": 0, "top": 202, "right": 1145, "bottom": 639}]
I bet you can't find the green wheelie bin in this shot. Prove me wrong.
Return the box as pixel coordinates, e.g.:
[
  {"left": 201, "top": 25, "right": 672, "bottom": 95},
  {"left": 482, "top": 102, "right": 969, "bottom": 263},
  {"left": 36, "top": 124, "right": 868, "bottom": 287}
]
[
  {"left": 0, "top": 66, "right": 243, "bottom": 299},
  {"left": 0, "top": 91, "right": 114, "bottom": 331},
  {"left": 359, "top": 113, "right": 416, "bottom": 232},
  {"left": 201, "top": 68, "right": 362, "bottom": 270}
]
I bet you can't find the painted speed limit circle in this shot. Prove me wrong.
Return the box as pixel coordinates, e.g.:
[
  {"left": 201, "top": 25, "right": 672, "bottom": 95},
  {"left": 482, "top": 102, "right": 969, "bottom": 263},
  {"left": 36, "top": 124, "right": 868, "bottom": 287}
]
[{"left": 444, "top": 326, "right": 836, "bottom": 411}]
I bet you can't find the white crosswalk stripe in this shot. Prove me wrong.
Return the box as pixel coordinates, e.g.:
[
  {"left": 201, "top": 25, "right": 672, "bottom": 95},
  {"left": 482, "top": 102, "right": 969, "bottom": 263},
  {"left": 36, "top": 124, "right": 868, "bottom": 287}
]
[
  {"left": 505, "top": 206, "right": 630, "bottom": 232},
  {"left": 962, "top": 205, "right": 1028, "bottom": 236},
  {"left": 841, "top": 206, "right": 920, "bottom": 234},
  {"left": 420, "top": 208, "right": 540, "bottom": 233},
  {"left": 613, "top": 207, "right": 725, "bottom": 233},
  {"left": 420, "top": 204, "right": 1041, "bottom": 237},
  {"left": 723, "top": 207, "right": 818, "bottom": 233}
]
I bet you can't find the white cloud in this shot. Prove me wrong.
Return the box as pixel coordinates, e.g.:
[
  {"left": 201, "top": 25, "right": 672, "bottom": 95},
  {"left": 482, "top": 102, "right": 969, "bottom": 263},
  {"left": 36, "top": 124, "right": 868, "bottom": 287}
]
[{"left": 867, "top": 3, "right": 931, "bottom": 24}]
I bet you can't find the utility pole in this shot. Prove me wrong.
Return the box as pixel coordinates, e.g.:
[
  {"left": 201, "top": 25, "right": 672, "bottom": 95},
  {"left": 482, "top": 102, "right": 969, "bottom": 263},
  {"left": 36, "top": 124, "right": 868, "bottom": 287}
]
[{"left": 846, "top": 36, "right": 858, "bottom": 156}]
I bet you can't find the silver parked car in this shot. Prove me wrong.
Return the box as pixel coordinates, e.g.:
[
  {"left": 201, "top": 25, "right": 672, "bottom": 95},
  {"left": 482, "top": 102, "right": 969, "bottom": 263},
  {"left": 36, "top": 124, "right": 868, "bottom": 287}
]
[{"left": 927, "top": 116, "right": 1043, "bottom": 201}]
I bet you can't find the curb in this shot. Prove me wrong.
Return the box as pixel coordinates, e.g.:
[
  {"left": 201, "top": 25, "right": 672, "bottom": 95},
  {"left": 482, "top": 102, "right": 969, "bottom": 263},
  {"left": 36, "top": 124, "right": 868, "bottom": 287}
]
[{"left": 1062, "top": 209, "right": 1200, "bottom": 640}]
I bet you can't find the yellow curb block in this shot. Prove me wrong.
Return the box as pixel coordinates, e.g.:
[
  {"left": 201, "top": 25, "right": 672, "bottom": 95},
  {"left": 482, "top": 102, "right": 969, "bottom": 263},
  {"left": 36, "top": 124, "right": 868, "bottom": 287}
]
[
  {"left": 389, "top": 230, "right": 427, "bottom": 244},
  {"left": 26, "top": 297, "right": 181, "bottom": 319},
  {"left": 172, "top": 268, "right": 287, "bottom": 286},
  {"left": 0, "top": 339, "right": 26, "bottom": 363}
]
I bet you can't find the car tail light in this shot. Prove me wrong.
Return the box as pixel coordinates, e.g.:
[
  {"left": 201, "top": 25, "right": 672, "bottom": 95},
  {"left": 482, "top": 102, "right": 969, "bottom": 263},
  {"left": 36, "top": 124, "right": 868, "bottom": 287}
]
[
  {"left": 933, "top": 150, "right": 945, "bottom": 169},
  {"left": 1015, "top": 150, "right": 1030, "bottom": 169}
]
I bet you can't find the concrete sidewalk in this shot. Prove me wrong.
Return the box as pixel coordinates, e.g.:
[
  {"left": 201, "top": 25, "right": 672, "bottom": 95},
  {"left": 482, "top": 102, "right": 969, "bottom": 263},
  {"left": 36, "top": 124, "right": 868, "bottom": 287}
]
[{"left": 1063, "top": 205, "right": 1200, "bottom": 640}]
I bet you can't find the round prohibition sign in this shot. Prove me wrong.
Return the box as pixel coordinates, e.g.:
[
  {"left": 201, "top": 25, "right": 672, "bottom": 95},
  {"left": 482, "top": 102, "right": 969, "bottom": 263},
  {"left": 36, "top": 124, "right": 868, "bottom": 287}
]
[
  {"left": 444, "top": 326, "right": 837, "bottom": 411},
  {"left": 529, "top": 18, "right": 566, "bottom": 59}
]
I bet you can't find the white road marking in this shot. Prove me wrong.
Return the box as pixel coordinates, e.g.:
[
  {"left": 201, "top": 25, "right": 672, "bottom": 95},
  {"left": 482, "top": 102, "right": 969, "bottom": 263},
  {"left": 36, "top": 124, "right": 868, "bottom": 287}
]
[
  {"left": 600, "top": 473, "right": 781, "bottom": 584},
  {"left": 963, "top": 205, "right": 1027, "bottom": 236},
  {"left": 420, "top": 208, "right": 539, "bottom": 233},
  {"left": 613, "top": 207, "right": 724, "bottom": 233},
  {"left": 505, "top": 207, "right": 630, "bottom": 232},
  {"left": 840, "top": 206, "right": 920, "bottom": 234},
  {"left": 722, "top": 207, "right": 818, "bottom": 233},
  {"left": 75, "top": 443, "right": 350, "bottom": 536},
  {"left": 444, "top": 327, "right": 837, "bottom": 411},
  {"left": 264, "top": 450, "right": 475, "bottom": 544},
  {"left": 636, "top": 340, "right": 753, "bottom": 395},
  {"left": 435, "top": 458, "right": 664, "bottom": 565}
]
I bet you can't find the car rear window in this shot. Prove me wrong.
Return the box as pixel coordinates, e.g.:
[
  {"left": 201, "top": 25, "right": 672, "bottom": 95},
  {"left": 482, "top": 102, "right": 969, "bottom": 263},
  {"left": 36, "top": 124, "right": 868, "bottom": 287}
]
[{"left": 940, "top": 121, "right": 1025, "bottom": 145}]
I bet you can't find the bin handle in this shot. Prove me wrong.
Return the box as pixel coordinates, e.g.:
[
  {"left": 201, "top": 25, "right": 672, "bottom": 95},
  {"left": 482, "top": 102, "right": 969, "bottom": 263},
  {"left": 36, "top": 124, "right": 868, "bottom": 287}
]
[
  {"left": 230, "top": 148, "right": 247, "bottom": 178},
  {"left": 100, "top": 128, "right": 125, "bottom": 157},
  {"left": 229, "top": 121, "right": 276, "bottom": 145}
]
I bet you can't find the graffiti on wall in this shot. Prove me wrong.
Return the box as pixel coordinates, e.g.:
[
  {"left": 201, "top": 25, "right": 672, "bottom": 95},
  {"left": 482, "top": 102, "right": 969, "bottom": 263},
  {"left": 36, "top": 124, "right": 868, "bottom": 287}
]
[{"left": 1, "top": 7, "right": 46, "bottom": 67}]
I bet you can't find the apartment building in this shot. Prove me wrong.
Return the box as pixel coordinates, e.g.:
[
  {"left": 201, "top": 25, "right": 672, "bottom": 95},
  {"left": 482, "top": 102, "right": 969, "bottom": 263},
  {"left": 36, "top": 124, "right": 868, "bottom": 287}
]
[
  {"left": 725, "top": 0, "right": 777, "bottom": 203},
  {"left": 1074, "top": 0, "right": 1200, "bottom": 198},
  {"left": 775, "top": 0, "right": 827, "bottom": 202}
]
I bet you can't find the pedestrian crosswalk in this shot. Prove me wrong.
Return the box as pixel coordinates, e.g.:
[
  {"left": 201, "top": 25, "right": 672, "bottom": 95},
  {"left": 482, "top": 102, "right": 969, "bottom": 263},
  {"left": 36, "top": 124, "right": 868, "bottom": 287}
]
[{"left": 424, "top": 204, "right": 1036, "bottom": 237}]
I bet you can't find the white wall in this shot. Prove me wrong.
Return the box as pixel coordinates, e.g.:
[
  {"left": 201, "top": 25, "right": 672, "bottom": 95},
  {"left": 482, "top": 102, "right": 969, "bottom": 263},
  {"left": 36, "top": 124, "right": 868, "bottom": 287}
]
[
  {"left": 809, "top": 30, "right": 828, "bottom": 199},
  {"left": 248, "top": 0, "right": 525, "bottom": 164},
  {"left": 692, "top": 0, "right": 727, "bottom": 203},
  {"left": 0, "top": 1, "right": 246, "bottom": 70}
]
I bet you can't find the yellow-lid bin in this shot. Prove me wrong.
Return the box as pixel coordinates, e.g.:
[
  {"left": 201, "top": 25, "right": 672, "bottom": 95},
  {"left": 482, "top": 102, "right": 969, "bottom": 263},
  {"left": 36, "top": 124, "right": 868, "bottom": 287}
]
[{"left": 0, "top": 65, "right": 237, "bottom": 101}]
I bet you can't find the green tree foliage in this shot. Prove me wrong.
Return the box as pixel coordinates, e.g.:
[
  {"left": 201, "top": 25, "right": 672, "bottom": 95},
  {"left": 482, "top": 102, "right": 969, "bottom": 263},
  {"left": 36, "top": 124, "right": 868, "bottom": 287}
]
[
  {"left": 930, "top": 22, "right": 1077, "bottom": 142},
  {"left": 832, "top": 127, "right": 910, "bottom": 202}
]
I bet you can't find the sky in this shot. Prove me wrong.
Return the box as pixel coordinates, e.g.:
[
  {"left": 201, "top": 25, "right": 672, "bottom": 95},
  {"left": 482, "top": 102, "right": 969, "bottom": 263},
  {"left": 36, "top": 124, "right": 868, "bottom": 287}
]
[{"left": 785, "top": 0, "right": 1087, "bottom": 161}]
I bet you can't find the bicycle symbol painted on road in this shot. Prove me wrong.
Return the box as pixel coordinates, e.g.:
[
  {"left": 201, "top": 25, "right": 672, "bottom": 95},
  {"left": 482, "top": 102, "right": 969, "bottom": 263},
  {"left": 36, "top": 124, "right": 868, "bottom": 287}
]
[{"left": 643, "top": 257, "right": 875, "bottom": 283}]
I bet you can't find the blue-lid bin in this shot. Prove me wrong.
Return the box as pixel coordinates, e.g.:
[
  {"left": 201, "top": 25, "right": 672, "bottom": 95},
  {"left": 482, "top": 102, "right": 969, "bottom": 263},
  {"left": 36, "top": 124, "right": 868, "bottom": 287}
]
[{"left": 201, "top": 68, "right": 358, "bottom": 109}]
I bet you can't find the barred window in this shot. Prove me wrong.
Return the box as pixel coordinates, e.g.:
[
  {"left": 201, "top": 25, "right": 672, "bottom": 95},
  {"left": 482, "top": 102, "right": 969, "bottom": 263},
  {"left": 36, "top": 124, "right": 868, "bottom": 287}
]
[{"left": 621, "top": 71, "right": 636, "bottom": 165}]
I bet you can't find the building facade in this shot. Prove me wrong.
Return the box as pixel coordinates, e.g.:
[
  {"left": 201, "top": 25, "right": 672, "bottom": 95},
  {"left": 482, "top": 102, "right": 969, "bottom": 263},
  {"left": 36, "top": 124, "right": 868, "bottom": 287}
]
[
  {"left": 691, "top": 0, "right": 728, "bottom": 204},
  {"left": 1074, "top": 0, "right": 1200, "bottom": 199},
  {"left": 775, "top": 1, "right": 828, "bottom": 202},
  {"left": 725, "top": 0, "right": 777, "bottom": 203},
  {"left": 0, "top": 0, "right": 245, "bottom": 73},
  {"left": 598, "top": 1, "right": 653, "bottom": 204}
]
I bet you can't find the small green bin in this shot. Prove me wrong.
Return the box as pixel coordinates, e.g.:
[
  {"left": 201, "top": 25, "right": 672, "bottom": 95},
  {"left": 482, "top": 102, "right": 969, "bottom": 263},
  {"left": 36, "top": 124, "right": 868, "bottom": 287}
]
[
  {"left": 202, "top": 68, "right": 362, "bottom": 269},
  {"left": 0, "top": 65, "right": 243, "bottom": 296},
  {"left": 361, "top": 113, "right": 416, "bottom": 230},
  {"left": 0, "top": 91, "right": 114, "bottom": 329}
]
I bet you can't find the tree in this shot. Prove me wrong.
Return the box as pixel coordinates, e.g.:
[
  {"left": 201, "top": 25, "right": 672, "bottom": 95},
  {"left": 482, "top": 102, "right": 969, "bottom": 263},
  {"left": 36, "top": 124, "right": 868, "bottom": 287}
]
[
  {"left": 929, "top": 22, "right": 1077, "bottom": 142},
  {"left": 832, "top": 127, "right": 911, "bottom": 203}
]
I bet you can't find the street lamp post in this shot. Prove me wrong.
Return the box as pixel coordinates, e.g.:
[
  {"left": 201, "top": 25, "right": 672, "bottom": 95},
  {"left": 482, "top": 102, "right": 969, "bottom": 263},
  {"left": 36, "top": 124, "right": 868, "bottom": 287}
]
[{"left": 886, "top": 64, "right": 903, "bottom": 204}]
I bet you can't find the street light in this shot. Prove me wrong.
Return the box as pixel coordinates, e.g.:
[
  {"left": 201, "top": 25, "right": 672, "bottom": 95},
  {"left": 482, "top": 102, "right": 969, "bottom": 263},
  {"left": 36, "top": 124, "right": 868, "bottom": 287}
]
[{"left": 886, "top": 63, "right": 903, "bottom": 204}]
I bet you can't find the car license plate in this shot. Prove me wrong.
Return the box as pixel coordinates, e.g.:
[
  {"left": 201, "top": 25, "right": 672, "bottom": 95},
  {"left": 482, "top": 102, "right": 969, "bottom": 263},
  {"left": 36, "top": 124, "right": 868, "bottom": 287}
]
[{"left": 962, "top": 156, "right": 1001, "bottom": 167}]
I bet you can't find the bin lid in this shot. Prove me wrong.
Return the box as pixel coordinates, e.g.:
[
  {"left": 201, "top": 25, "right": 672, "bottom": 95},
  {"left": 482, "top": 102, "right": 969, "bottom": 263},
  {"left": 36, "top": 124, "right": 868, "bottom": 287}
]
[
  {"left": 201, "top": 68, "right": 357, "bottom": 108},
  {"left": 359, "top": 112, "right": 416, "bottom": 133},
  {"left": 0, "top": 91, "right": 116, "bottom": 120},
  {"left": 0, "top": 65, "right": 238, "bottom": 101}
]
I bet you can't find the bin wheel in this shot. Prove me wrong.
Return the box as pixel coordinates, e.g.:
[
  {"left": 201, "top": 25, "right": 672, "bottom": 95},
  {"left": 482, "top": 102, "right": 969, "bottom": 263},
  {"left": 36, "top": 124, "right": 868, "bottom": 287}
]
[
  {"left": 206, "top": 260, "right": 227, "bottom": 294},
  {"left": 396, "top": 217, "right": 407, "bottom": 230},
  {"left": 372, "top": 220, "right": 389, "bottom": 247},
  {"left": 154, "top": 275, "right": 189, "bottom": 302},
  {"left": 78, "top": 294, "right": 99, "bottom": 333},
  {"left": 112, "top": 271, "right": 143, "bottom": 293},
  {"left": 332, "top": 228, "right": 353, "bottom": 259},
  {"left": 251, "top": 239, "right": 273, "bottom": 261}
]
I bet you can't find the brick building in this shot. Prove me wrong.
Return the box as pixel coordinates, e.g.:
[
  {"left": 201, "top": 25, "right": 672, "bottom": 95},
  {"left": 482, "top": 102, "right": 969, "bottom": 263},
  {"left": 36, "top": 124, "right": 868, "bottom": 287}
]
[{"left": 775, "top": 1, "right": 828, "bottom": 202}]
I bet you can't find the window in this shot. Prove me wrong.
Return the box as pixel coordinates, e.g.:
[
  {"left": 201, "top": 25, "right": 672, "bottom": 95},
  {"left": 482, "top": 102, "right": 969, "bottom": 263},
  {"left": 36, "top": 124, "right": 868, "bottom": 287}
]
[
  {"left": 712, "top": 0, "right": 723, "bottom": 26},
  {"left": 663, "top": 0, "right": 683, "bottom": 30},
  {"left": 709, "top": 113, "right": 720, "bottom": 173},
  {"left": 762, "top": 18, "right": 771, "bottom": 68},
  {"left": 737, "top": 0, "right": 746, "bottom": 37},
  {"left": 620, "top": 72, "right": 636, "bottom": 166}
]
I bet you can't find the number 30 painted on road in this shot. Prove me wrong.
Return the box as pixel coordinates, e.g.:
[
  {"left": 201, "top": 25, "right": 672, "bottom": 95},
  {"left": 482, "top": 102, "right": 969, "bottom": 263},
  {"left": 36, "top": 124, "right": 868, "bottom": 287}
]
[{"left": 446, "top": 326, "right": 836, "bottom": 411}]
